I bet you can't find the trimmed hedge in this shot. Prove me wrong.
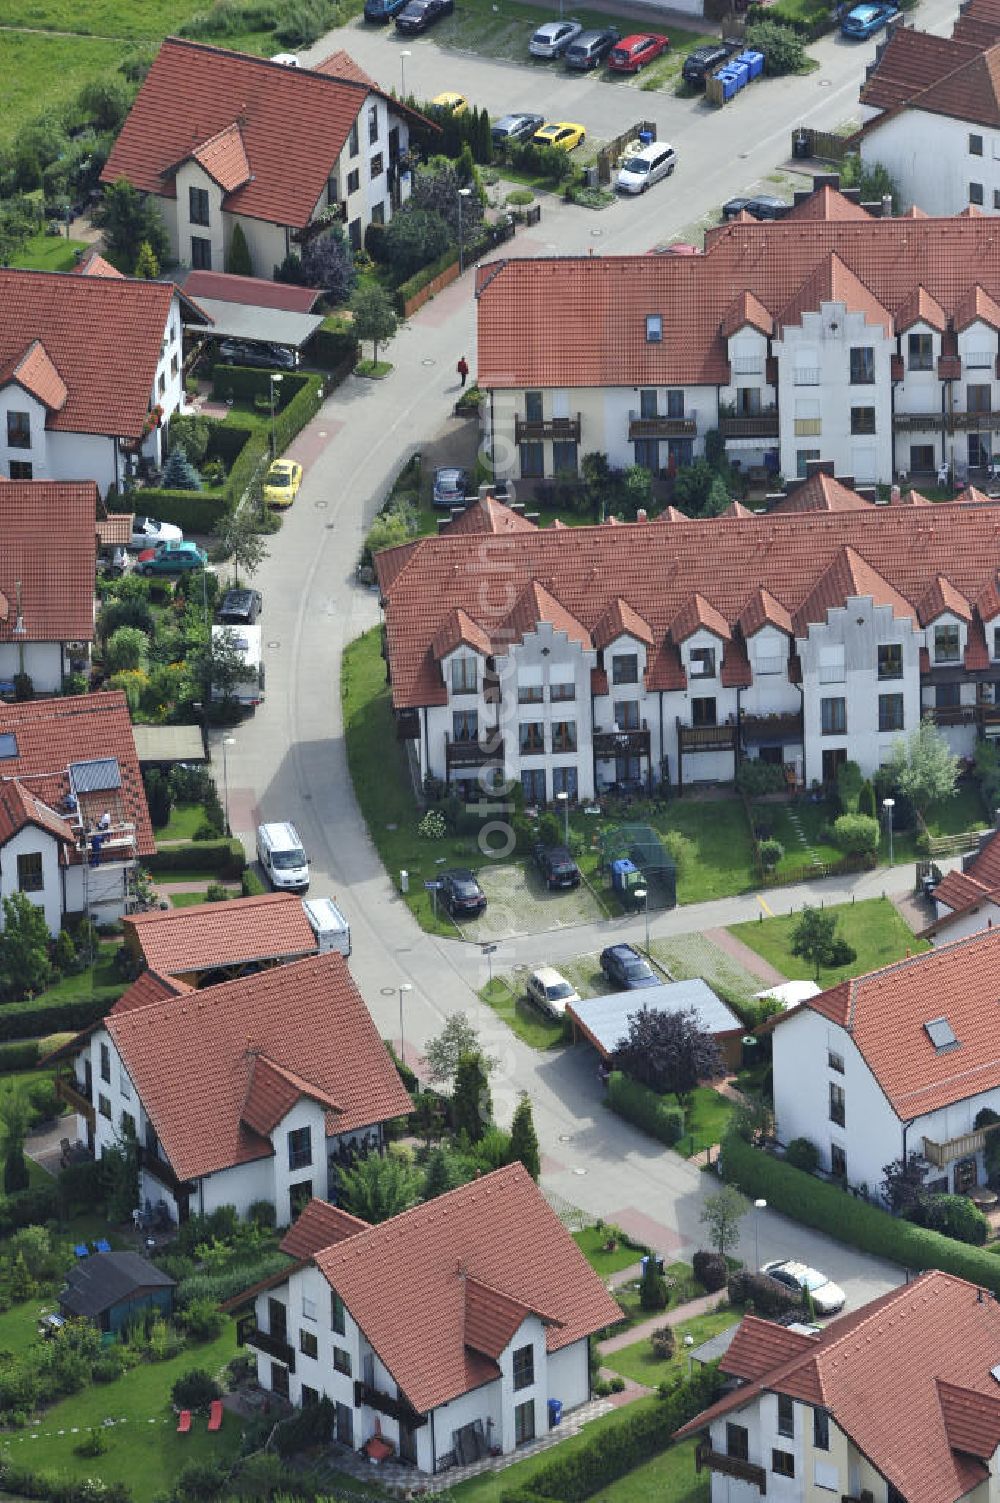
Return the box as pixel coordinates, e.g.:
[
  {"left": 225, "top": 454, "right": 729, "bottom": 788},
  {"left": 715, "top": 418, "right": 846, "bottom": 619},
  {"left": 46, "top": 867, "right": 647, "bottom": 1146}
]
[
  {"left": 607, "top": 1071, "right": 684, "bottom": 1146},
  {"left": 145, "top": 838, "right": 245, "bottom": 878},
  {"left": 0, "top": 1464, "right": 130, "bottom": 1503},
  {"left": 0, "top": 1182, "right": 61, "bottom": 1235},
  {"left": 273, "top": 373, "right": 324, "bottom": 455},
  {"left": 206, "top": 422, "right": 253, "bottom": 467},
  {"left": 721, "top": 1131, "right": 1000, "bottom": 1293},
  {"left": 211, "top": 366, "right": 310, "bottom": 404},
  {"left": 122, "top": 487, "right": 230, "bottom": 534},
  {"left": 306, "top": 327, "right": 359, "bottom": 372},
  {"left": 500, "top": 1365, "right": 723, "bottom": 1502},
  {"left": 395, "top": 248, "right": 458, "bottom": 314},
  {"left": 0, "top": 991, "right": 112, "bottom": 1043},
  {"left": 0, "top": 1038, "right": 41, "bottom": 1073}
]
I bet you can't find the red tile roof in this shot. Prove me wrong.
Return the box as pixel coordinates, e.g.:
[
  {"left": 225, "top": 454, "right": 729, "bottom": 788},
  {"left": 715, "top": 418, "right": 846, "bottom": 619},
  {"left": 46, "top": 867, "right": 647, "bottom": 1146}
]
[
  {"left": 721, "top": 289, "right": 773, "bottom": 339},
  {"left": 179, "top": 270, "right": 321, "bottom": 313},
  {"left": 376, "top": 497, "right": 1000, "bottom": 710},
  {"left": 464, "top": 1276, "right": 559, "bottom": 1360},
  {"left": 0, "top": 780, "right": 75, "bottom": 849},
  {"left": 432, "top": 608, "right": 492, "bottom": 660},
  {"left": 783, "top": 184, "right": 873, "bottom": 222},
  {"left": 954, "top": 284, "right": 1000, "bottom": 331},
  {"left": 860, "top": 29, "right": 1000, "bottom": 130},
  {"left": 0, "top": 483, "right": 97, "bottom": 644},
  {"left": 0, "top": 692, "right": 153, "bottom": 858},
  {"left": 779, "top": 254, "right": 892, "bottom": 337},
  {"left": 476, "top": 199, "right": 1000, "bottom": 391},
  {"left": 922, "top": 828, "right": 1000, "bottom": 934},
  {"left": 306, "top": 1163, "right": 622, "bottom": 1412},
  {"left": 111, "top": 970, "right": 190, "bottom": 1016},
  {"left": 917, "top": 574, "right": 972, "bottom": 624},
  {"left": 898, "top": 284, "right": 949, "bottom": 332},
  {"left": 671, "top": 592, "right": 732, "bottom": 643},
  {"left": 241, "top": 1054, "right": 341, "bottom": 1136},
  {"left": 104, "top": 951, "right": 412, "bottom": 1181},
  {"left": 592, "top": 597, "right": 654, "bottom": 648},
  {"left": 10, "top": 340, "right": 68, "bottom": 412},
  {"left": 442, "top": 497, "right": 539, "bottom": 537},
  {"left": 279, "top": 1198, "right": 370, "bottom": 1260},
  {"left": 677, "top": 1272, "right": 1000, "bottom": 1503},
  {"left": 75, "top": 251, "right": 125, "bottom": 279},
  {"left": 123, "top": 892, "right": 316, "bottom": 978},
  {"left": 953, "top": 0, "right": 1000, "bottom": 46},
  {"left": 313, "top": 48, "right": 382, "bottom": 89},
  {"left": 103, "top": 38, "right": 430, "bottom": 231},
  {"left": 0, "top": 271, "right": 191, "bottom": 439},
  {"left": 738, "top": 587, "right": 793, "bottom": 637},
  {"left": 770, "top": 473, "right": 871, "bottom": 515},
  {"left": 773, "top": 927, "right": 1000, "bottom": 1117}
]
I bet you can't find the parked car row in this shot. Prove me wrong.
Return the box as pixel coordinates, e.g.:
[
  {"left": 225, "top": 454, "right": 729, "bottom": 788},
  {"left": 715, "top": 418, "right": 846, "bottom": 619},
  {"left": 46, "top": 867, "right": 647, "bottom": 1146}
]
[{"left": 529, "top": 20, "right": 669, "bottom": 72}]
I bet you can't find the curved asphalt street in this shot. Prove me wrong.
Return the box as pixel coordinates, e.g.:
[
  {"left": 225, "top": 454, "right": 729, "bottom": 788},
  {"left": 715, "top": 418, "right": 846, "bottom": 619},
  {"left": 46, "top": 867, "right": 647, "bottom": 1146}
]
[{"left": 211, "top": 0, "right": 964, "bottom": 1303}]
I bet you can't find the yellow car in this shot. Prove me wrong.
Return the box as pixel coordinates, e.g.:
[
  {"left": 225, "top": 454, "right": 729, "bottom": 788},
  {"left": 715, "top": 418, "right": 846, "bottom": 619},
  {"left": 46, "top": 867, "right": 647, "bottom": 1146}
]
[
  {"left": 432, "top": 91, "right": 468, "bottom": 115},
  {"left": 532, "top": 120, "right": 586, "bottom": 151},
  {"left": 262, "top": 458, "right": 303, "bottom": 508}
]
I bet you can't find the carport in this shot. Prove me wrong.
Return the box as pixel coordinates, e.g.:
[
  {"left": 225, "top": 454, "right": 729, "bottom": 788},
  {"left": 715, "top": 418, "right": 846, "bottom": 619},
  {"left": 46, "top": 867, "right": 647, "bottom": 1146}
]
[
  {"left": 132, "top": 724, "right": 206, "bottom": 767},
  {"left": 176, "top": 270, "right": 324, "bottom": 353},
  {"left": 566, "top": 978, "right": 745, "bottom": 1071}
]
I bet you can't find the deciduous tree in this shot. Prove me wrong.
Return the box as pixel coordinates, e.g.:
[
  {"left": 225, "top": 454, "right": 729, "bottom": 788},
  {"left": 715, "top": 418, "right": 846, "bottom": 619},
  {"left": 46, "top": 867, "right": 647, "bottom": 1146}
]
[
  {"left": 0, "top": 891, "right": 53, "bottom": 999},
  {"left": 699, "top": 1185, "right": 749, "bottom": 1256},
  {"left": 790, "top": 905, "right": 857, "bottom": 982},
  {"left": 612, "top": 1006, "right": 724, "bottom": 1106},
  {"left": 349, "top": 284, "right": 398, "bottom": 366},
  {"left": 887, "top": 715, "right": 959, "bottom": 814},
  {"left": 213, "top": 508, "right": 270, "bottom": 586},
  {"left": 424, "top": 1014, "right": 497, "bottom": 1086}
]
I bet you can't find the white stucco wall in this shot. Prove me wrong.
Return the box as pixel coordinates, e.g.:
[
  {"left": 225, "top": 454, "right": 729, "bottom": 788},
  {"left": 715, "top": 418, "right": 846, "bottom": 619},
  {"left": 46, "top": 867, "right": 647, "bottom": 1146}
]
[
  {"left": 930, "top": 900, "right": 1000, "bottom": 943},
  {"left": 63, "top": 859, "right": 133, "bottom": 924},
  {"left": 860, "top": 109, "right": 1000, "bottom": 218},
  {"left": 0, "top": 643, "right": 66, "bottom": 695},
  {"left": 0, "top": 825, "right": 63, "bottom": 935}
]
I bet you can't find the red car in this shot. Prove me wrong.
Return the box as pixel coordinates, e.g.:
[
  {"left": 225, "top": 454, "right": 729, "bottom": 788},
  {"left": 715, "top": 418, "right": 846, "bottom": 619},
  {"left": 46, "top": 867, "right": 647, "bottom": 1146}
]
[{"left": 608, "top": 32, "right": 669, "bottom": 71}]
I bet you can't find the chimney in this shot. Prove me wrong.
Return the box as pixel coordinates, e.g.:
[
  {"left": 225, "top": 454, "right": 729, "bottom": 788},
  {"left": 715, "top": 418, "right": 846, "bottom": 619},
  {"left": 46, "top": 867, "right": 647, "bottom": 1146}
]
[
  {"left": 881, "top": 193, "right": 893, "bottom": 219},
  {"left": 891, "top": 484, "right": 901, "bottom": 503},
  {"left": 637, "top": 508, "right": 648, "bottom": 523}
]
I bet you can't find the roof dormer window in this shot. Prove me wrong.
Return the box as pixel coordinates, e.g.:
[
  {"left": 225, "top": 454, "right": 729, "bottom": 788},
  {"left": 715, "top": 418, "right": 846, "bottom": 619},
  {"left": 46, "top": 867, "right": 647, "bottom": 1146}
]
[
  {"left": 646, "top": 314, "right": 662, "bottom": 343},
  {"left": 924, "top": 1016, "right": 959, "bottom": 1053}
]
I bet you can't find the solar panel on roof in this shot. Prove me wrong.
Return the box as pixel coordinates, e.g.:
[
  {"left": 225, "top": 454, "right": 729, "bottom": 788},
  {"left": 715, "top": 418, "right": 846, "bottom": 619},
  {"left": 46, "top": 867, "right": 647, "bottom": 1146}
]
[
  {"left": 69, "top": 758, "right": 122, "bottom": 794},
  {"left": 924, "top": 1015, "right": 959, "bottom": 1051},
  {"left": 0, "top": 733, "right": 17, "bottom": 759}
]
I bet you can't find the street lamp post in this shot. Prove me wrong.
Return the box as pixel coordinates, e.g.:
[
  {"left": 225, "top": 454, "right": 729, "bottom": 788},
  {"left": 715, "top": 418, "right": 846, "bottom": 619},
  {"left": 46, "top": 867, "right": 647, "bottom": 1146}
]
[
  {"left": 754, "top": 1197, "right": 767, "bottom": 1271},
  {"left": 634, "top": 886, "right": 650, "bottom": 955},
  {"left": 400, "top": 49, "right": 411, "bottom": 98},
  {"left": 457, "top": 186, "right": 472, "bottom": 275},
  {"left": 269, "top": 373, "right": 283, "bottom": 459},
  {"left": 883, "top": 796, "right": 895, "bottom": 866},
  {"left": 397, "top": 982, "right": 413, "bottom": 1063},
  {"left": 556, "top": 789, "right": 569, "bottom": 845},
  {"left": 221, "top": 736, "right": 235, "bottom": 837}
]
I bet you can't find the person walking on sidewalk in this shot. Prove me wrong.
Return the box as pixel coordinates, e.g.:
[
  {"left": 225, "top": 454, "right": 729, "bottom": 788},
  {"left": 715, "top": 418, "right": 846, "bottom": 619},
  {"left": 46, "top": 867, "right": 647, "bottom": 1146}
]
[{"left": 457, "top": 355, "right": 469, "bottom": 388}]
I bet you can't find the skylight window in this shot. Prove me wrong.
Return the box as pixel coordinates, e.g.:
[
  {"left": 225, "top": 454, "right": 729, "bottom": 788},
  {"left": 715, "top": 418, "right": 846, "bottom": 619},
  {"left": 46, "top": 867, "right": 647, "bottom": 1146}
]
[
  {"left": 646, "top": 314, "right": 662, "bottom": 343},
  {"left": 924, "top": 1016, "right": 959, "bottom": 1052},
  {"left": 0, "top": 733, "right": 17, "bottom": 759}
]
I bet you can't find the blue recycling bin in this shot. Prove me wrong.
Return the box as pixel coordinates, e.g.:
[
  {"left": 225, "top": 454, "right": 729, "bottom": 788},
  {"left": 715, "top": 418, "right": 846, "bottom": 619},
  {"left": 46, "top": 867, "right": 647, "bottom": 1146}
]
[
  {"left": 548, "top": 1398, "right": 563, "bottom": 1427},
  {"left": 714, "top": 68, "right": 738, "bottom": 102},
  {"left": 730, "top": 59, "right": 750, "bottom": 89},
  {"left": 611, "top": 857, "right": 639, "bottom": 892},
  {"left": 638, "top": 129, "right": 654, "bottom": 145},
  {"left": 738, "top": 48, "right": 764, "bottom": 78}
]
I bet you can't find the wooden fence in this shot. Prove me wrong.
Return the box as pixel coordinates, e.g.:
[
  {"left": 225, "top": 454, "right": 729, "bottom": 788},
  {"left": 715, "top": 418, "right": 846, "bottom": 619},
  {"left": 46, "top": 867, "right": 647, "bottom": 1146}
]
[{"left": 400, "top": 259, "right": 461, "bottom": 318}]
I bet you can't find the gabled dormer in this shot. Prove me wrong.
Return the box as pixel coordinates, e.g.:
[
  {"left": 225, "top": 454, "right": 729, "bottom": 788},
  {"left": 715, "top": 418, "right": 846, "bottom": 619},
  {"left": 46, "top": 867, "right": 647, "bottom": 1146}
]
[
  {"left": 738, "top": 588, "right": 794, "bottom": 681},
  {"left": 918, "top": 576, "right": 972, "bottom": 668},
  {"left": 670, "top": 593, "right": 732, "bottom": 685},
  {"left": 897, "top": 287, "right": 948, "bottom": 379},
  {"left": 954, "top": 285, "right": 1000, "bottom": 378},
  {"left": 432, "top": 608, "right": 492, "bottom": 700}
]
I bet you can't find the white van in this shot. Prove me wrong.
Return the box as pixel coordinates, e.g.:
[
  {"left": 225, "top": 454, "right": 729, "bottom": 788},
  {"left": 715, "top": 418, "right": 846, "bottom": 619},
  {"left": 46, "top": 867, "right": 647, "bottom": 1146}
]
[
  {"left": 211, "top": 624, "right": 265, "bottom": 708},
  {"left": 617, "top": 141, "right": 677, "bottom": 195},
  {"left": 301, "top": 897, "right": 351, "bottom": 958},
  {"left": 257, "top": 822, "right": 310, "bottom": 891}
]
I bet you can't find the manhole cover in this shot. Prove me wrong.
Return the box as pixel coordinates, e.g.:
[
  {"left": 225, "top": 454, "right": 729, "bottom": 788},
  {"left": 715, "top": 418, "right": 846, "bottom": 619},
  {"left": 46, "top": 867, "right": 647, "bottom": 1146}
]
[
  {"left": 572, "top": 1167, "right": 587, "bottom": 1176},
  {"left": 738, "top": 151, "right": 749, "bottom": 159},
  {"left": 325, "top": 522, "right": 335, "bottom": 529},
  {"left": 421, "top": 357, "right": 436, "bottom": 366},
  {"left": 590, "top": 228, "right": 603, "bottom": 237},
  {"left": 315, "top": 499, "right": 328, "bottom": 508},
  {"left": 301, "top": 793, "right": 312, "bottom": 801},
  {"left": 558, "top": 1134, "right": 574, "bottom": 1143},
  {"left": 379, "top": 986, "right": 396, "bottom": 997},
  {"left": 819, "top": 77, "right": 831, "bottom": 85},
  {"left": 267, "top": 640, "right": 280, "bottom": 649}
]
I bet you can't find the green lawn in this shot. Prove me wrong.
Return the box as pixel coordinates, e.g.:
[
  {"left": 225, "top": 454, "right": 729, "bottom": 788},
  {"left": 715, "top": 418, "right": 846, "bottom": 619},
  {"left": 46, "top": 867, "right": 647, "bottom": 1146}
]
[
  {"left": 750, "top": 799, "right": 840, "bottom": 879},
  {"left": 26, "top": 940, "right": 124, "bottom": 1008},
  {"left": 603, "top": 1309, "right": 740, "bottom": 1389},
  {"left": 573, "top": 1225, "right": 645, "bottom": 1278},
  {"left": 923, "top": 782, "right": 988, "bottom": 837},
  {"left": 154, "top": 802, "right": 208, "bottom": 843},
  {"left": 479, "top": 978, "right": 566, "bottom": 1050},
  {"left": 0, "top": 32, "right": 130, "bottom": 147},
  {"left": 448, "top": 1396, "right": 663, "bottom": 1503},
  {"left": 574, "top": 797, "right": 756, "bottom": 909},
  {"left": 590, "top": 1438, "right": 707, "bottom": 1503},
  {"left": 151, "top": 868, "right": 228, "bottom": 885},
  {"left": 675, "top": 1087, "right": 734, "bottom": 1158},
  {"left": 10, "top": 232, "right": 89, "bottom": 272},
  {"left": 3, "top": 1326, "right": 241, "bottom": 1503},
  {"left": 730, "top": 897, "right": 929, "bottom": 988},
  {"left": 169, "top": 888, "right": 241, "bottom": 907}
]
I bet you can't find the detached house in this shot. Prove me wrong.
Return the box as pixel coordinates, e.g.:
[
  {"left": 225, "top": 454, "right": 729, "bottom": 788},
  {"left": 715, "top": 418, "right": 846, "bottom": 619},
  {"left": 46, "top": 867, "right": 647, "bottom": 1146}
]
[
  {"left": 857, "top": 0, "right": 1000, "bottom": 218},
  {"left": 376, "top": 484, "right": 1000, "bottom": 798},
  {"left": 0, "top": 691, "right": 153, "bottom": 934},
  {"left": 0, "top": 481, "right": 98, "bottom": 693},
  {"left": 676, "top": 1270, "right": 1000, "bottom": 1503},
  {"left": 0, "top": 267, "right": 207, "bottom": 495},
  {"left": 103, "top": 38, "right": 428, "bottom": 271},
  {"left": 922, "top": 825, "right": 1000, "bottom": 941},
  {"left": 770, "top": 928, "right": 1000, "bottom": 1199},
  {"left": 121, "top": 891, "right": 321, "bottom": 988},
  {"left": 52, "top": 951, "right": 412, "bottom": 1225},
  {"left": 234, "top": 1165, "right": 621, "bottom": 1471},
  {"left": 477, "top": 189, "right": 1000, "bottom": 487}
]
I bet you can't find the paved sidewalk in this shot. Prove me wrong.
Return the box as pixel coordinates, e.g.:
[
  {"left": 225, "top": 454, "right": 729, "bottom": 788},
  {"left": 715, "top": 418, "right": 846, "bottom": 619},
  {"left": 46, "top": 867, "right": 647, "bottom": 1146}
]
[
  {"left": 704, "top": 926, "right": 785, "bottom": 986},
  {"left": 599, "top": 1290, "right": 729, "bottom": 1355}
]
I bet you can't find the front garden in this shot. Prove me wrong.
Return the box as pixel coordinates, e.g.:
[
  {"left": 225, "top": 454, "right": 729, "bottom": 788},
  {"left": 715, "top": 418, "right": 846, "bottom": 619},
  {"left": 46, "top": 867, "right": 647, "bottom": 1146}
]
[{"left": 731, "top": 898, "right": 928, "bottom": 989}]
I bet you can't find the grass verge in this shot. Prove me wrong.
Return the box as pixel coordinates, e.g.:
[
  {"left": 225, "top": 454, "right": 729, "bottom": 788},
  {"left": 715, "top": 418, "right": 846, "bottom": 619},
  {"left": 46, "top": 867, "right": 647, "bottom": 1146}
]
[
  {"left": 478, "top": 978, "right": 566, "bottom": 1050},
  {"left": 573, "top": 1225, "right": 645, "bottom": 1278},
  {"left": 589, "top": 1436, "right": 707, "bottom": 1503},
  {"left": 603, "top": 1308, "right": 739, "bottom": 1388},
  {"left": 10, "top": 232, "right": 89, "bottom": 272},
  {"left": 675, "top": 1087, "right": 735, "bottom": 1158},
  {"left": 154, "top": 802, "right": 209, "bottom": 843},
  {"left": 729, "top": 896, "right": 928, "bottom": 987}
]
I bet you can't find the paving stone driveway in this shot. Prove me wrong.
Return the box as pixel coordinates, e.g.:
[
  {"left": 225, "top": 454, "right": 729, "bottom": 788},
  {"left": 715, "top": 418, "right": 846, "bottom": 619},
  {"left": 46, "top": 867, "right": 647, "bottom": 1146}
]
[{"left": 460, "top": 862, "right": 606, "bottom": 941}]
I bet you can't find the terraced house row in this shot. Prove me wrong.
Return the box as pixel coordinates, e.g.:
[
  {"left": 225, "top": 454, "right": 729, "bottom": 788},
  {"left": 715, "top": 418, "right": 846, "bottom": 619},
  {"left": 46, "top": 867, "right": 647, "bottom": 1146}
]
[
  {"left": 476, "top": 187, "right": 1000, "bottom": 487},
  {"left": 375, "top": 481, "right": 1000, "bottom": 798}
]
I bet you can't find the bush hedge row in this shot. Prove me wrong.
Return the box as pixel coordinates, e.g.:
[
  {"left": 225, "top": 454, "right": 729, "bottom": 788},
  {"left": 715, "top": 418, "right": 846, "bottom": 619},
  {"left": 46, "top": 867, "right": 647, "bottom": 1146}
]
[
  {"left": 0, "top": 992, "right": 112, "bottom": 1043},
  {"left": 211, "top": 367, "right": 311, "bottom": 404},
  {"left": 721, "top": 1131, "right": 1000, "bottom": 1292},
  {"left": 500, "top": 1366, "right": 723, "bottom": 1502},
  {"left": 0, "top": 1038, "right": 41, "bottom": 1073},
  {"left": 0, "top": 1463, "right": 130, "bottom": 1503},
  {"left": 272, "top": 373, "right": 324, "bottom": 455},
  {"left": 145, "top": 838, "right": 245, "bottom": 878},
  {"left": 394, "top": 248, "right": 458, "bottom": 314},
  {"left": 307, "top": 327, "right": 359, "bottom": 372},
  {"left": 116, "top": 487, "right": 230, "bottom": 534},
  {"left": 607, "top": 1071, "right": 684, "bottom": 1146}
]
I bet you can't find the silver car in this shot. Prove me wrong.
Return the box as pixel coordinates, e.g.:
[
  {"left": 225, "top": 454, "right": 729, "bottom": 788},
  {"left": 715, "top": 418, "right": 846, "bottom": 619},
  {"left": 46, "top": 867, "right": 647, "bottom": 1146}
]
[
  {"left": 526, "top": 966, "right": 580, "bottom": 1019},
  {"left": 529, "top": 18, "right": 583, "bottom": 57},
  {"left": 761, "top": 1258, "right": 846, "bottom": 1316}
]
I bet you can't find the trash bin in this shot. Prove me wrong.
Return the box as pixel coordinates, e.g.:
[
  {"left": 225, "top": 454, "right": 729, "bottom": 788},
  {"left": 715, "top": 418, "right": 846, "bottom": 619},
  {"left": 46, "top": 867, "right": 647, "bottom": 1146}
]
[
  {"left": 399, "top": 869, "right": 409, "bottom": 894},
  {"left": 793, "top": 130, "right": 810, "bottom": 159},
  {"left": 583, "top": 165, "right": 599, "bottom": 189},
  {"left": 638, "top": 129, "right": 654, "bottom": 145},
  {"left": 548, "top": 1398, "right": 563, "bottom": 1427}
]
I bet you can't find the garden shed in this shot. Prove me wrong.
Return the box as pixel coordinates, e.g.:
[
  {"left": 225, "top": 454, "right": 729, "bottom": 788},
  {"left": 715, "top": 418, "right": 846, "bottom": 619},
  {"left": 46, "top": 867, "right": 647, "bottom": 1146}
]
[
  {"left": 566, "top": 979, "right": 744, "bottom": 1071},
  {"left": 58, "top": 1252, "right": 176, "bottom": 1335},
  {"left": 598, "top": 823, "right": 676, "bottom": 909}
]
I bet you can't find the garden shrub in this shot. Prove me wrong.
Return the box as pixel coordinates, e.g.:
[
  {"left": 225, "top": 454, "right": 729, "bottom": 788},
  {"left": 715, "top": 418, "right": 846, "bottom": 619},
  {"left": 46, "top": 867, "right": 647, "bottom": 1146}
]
[
  {"left": 692, "top": 1249, "right": 728, "bottom": 1292},
  {"left": 0, "top": 1463, "right": 131, "bottom": 1503},
  {"left": 650, "top": 1325, "right": 676, "bottom": 1360},
  {"left": 126, "top": 487, "right": 230, "bottom": 535},
  {"left": 639, "top": 1257, "right": 669, "bottom": 1312},
  {"left": 721, "top": 1129, "right": 1000, "bottom": 1292},
  {"left": 274, "top": 1395, "right": 335, "bottom": 1456},
  {"left": 171, "top": 1368, "right": 222, "bottom": 1411},
  {"left": 180, "top": 1297, "right": 225, "bottom": 1341},
  {"left": 757, "top": 838, "right": 784, "bottom": 871},
  {"left": 394, "top": 247, "right": 458, "bottom": 314},
  {"left": 746, "top": 16, "right": 811, "bottom": 61},
  {"left": 0, "top": 993, "right": 110, "bottom": 1044},
  {"left": 607, "top": 1072, "right": 684, "bottom": 1147},
  {"left": 0, "top": 1039, "right": 40, "bottom": 1073},
  {"left": 241, "top": 866, "right": 267, "bottom": 897},
  {"left": 737, "top": 761, "right": 786, "bottom": 796},
  {"left": 784, "top": 1137, "right": 820, "bottom": 1173},
  {"left": 145, "top": 839, "right": 245, "bottom": 879},
  {"left": 728, "top": 1269, "right": 801, "bottom": 1318},
  {"left": 911, "top": 1194, "right": 989, "bottom": 1246},
  {"left": 832, "top": 813, "right": 880, "bottom": 856}
]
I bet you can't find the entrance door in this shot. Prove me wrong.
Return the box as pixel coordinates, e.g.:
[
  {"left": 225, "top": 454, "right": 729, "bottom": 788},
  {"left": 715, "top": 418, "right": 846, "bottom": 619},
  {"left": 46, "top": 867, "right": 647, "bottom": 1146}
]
[
  {"left": 821, "top": 748, "right": 847, "bottom": 783},
  {"left": 399, "top": 1421, "right": 418, "bottom": 1465},
  {"left": 970, "top": 432, "right": 991, "bottom": 469},
  {"left": 335, "top": 1402, "right": 354, "bottom": 1447},
  {"left": 758, "top": 746, "right": 783, "bottom": 766},
  {"left": 955, "top": 1156, "right": 978, "bottom": 1194}
]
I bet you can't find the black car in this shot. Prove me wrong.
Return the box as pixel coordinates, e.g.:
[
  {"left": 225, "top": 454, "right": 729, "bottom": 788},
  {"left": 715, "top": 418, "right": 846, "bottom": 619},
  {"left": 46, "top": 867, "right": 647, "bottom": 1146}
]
[
  {"left": 396, "top": 0, "right": 453, "bottom": 33},
  {"left": 721, "top": 194, "right": 787, "bottom": 221},
  {"left": 564, "top": 25, "right": 620, "bottom": 68},
  {"left": 682, "top": 41, "right": 735, "bottom": 86},
  {"left": 217, "top": 338, "right": 297, "bottom": 371},
  {"left": 216, "top": 588, "right": 263, "bottom": 625},
  {"left": 439, "top": 868, "right": 487, "bottom": 917},
  {"left": 491, "top": 112, "right": 545, "bottom": 146},
  {"left": 533, "top": 844, "right": 581, "bottom": 890},
  {"left": 600, "top": 943, "right": 659, "bottom": 989}
]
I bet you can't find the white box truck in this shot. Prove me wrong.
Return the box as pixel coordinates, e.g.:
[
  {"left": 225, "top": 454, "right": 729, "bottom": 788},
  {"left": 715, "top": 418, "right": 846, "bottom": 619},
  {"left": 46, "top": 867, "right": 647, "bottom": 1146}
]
[
  {"left": 211, "top": 624, "right": 265, "bottom": 709},
  {"left": 301, "top": 896, "right": 351, "bottom": 957}
]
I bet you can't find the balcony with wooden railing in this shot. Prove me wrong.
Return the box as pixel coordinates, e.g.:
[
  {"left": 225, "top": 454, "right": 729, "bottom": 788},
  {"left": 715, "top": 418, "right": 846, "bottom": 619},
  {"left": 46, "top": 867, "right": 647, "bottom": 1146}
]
[
  {"left": 593, "top": 727, "right": 651, "bottom": 758},
  {"left": 445, "top": 734, "right": 504, "bottom": 769},
  {"left": 243, "top": 1325, "right": 296, "bottom": 1372},
  {"left": 923, "top": 1122, "right": 1000, "bottom": 1167},
  {"left": 514, "top": 414, "right": 581, "bottom": 443},
  {"left": 741, "top": 711, "right": 803, "bottom": 742},
  {"left": 695, "top": 1441, "right": 767, "bottom": 1492},
  {"left": 720, "top": 411, "right": 779, "bottom": 439},
  {"left": 55, "top": 1075, "right": 96, "bottom": 1128},
  {"left": 926, "top": 705, "right": 977, "bottom": 727},
  {"left": 677, "top": 720, "right": 737, "bottom": 753},
  {"left": 627, "top": 412, "right": 697, "bottom": 439},
  {"left": 354, "top": 1379, "right": 426, "bottom": 1427}
]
